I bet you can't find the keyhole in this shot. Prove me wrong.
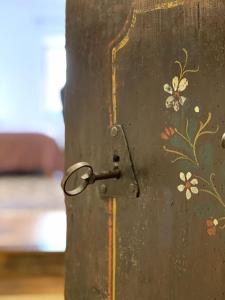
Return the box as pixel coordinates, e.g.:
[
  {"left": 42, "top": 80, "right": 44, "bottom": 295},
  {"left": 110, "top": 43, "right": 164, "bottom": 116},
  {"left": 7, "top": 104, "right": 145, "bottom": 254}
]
[{"left": 113, "top": 154, "right": 120, "bottom": 163}]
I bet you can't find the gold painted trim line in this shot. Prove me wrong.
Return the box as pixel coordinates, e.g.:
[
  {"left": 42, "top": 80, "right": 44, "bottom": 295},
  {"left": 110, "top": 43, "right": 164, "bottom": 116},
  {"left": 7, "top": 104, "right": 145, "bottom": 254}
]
[
  {"left": 108, "top": 1, "right": 184, "bottom": 298},
  {"left": 112, "top": 197, "right": 117, "bottom": 300},
  {"left": 134, "top": 0, "right": 184, "bottom": 14},
  {"left": 110, "top": 0, "right": 184, "bottom": 124},
  {"left": 111, "top": 12, "right": 137, "bottom": 124}
]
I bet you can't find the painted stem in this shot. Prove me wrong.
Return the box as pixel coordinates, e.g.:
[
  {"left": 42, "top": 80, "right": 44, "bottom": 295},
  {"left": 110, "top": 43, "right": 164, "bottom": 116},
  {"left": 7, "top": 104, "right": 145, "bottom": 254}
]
[
  {"left": 163, "top": 145, "right": 197, "bottom": 165},
  {"left": 194, "top": 175, "right": 211, "bottom": 186},
  {"left": 201, "top": 191, "right": 225, "bottom": 211},
  {"left": 174, "top": 113, "right": 217, "bottom": 168},
  {"left": 175, "top": 48, "right": 199, "bottom": 81},
  {"left": 198, "top": 174, "right": 225, "bottom": 209}
]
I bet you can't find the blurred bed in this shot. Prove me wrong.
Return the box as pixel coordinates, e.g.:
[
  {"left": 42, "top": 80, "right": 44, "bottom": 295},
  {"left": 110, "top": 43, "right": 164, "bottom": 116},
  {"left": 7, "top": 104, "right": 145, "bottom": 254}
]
[
  {"left": 0, "top": 133, "right": 65, "bottom": 253},
  {"left": 0, "top": 133, "right": 64, "bottom": 176}
]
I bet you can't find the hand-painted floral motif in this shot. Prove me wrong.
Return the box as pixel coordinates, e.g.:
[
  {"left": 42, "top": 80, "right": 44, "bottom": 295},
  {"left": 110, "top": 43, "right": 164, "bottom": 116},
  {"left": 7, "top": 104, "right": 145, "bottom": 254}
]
[
  {"left": 161, "top": 48, "right": 225, "bottom": 237},
  {"left": 177, "top": 172, "right": 198, "bottom": 200},
  {"left": 206, "top": 219, "right": 218, "bottom": 236},
  {"left": 163, "top": 113, "right": 218, "bottom": 166},
  {"left": 160, "top": 127, "right": 175, "bottom": 140},
  {"left": 163, "top": 48, "right": 198, "bottom": 112},
  {"left": 164, "top": 77, "right": 188, "bottom": 111}
]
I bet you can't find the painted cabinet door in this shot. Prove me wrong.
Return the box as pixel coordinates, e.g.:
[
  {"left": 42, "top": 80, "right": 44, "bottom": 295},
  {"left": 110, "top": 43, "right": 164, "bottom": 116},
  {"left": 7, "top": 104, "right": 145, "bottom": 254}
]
[{"left": 65, "top": 1, "right": 225, "bottom": 299}]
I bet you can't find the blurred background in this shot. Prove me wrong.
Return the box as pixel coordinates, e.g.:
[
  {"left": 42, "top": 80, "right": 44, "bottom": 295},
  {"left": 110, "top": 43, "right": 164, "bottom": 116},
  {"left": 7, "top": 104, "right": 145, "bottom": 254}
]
[{"left": 0, "top": 0, "right": 66, "bottom": 299}]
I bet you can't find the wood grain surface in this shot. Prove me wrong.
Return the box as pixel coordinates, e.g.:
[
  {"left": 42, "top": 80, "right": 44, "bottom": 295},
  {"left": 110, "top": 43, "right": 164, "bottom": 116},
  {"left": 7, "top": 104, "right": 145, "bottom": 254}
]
[{"left": 65, "top": 0, "right": 225, "bottom": 299}]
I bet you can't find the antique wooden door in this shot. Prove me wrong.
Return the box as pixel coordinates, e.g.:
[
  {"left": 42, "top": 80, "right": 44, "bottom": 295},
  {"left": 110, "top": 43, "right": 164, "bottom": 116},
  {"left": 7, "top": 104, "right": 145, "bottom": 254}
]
[{"left": 64, "top": 0, "right": 225, "bottom": 299}]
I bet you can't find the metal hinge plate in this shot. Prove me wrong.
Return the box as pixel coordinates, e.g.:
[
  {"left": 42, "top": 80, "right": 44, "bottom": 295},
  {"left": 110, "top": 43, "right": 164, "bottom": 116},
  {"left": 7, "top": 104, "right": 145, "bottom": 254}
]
[{"left": 98, "top": 124, "right": 139, "bottom": 198}]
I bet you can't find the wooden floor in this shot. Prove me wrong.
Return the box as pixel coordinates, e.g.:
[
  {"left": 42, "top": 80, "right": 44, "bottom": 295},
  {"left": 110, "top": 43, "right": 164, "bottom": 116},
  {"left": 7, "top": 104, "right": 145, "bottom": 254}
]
[
  {"left": 0, "top": 251, "right": 64, "bottom": 294},
  {"left": 0, "top": 216, "right": 65, "bottom": 296},
  {"left": 0, "top": 276, "right": 64, "bottom": 294},
  {"left": 0, "top": 175, "right": 65, "bottom": 298},
  {"left": 0, "top": 251, "right": 64, "bottom": 298},
  {"left": 0, "top": 294, "right": 63, "bottom": 299}
]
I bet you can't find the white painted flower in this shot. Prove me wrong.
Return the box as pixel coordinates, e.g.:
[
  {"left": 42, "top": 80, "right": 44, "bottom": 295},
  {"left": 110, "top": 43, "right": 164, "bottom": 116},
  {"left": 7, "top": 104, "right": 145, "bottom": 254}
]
[
  {"left": 164, "top": 76, "right": 188, "bottom": 112},
  {"left": 177, "top": 172, "right": 198, "bottom": 200}
]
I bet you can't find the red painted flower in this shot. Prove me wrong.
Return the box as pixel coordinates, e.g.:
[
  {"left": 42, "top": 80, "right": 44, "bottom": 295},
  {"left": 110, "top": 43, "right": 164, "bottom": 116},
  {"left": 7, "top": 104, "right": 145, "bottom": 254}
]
[
  {"left": 206, "top": 218, "right": 218, "bottom": 236},
  {"left": 160, "top": 127, "right": 175, "bottom": 140}
]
